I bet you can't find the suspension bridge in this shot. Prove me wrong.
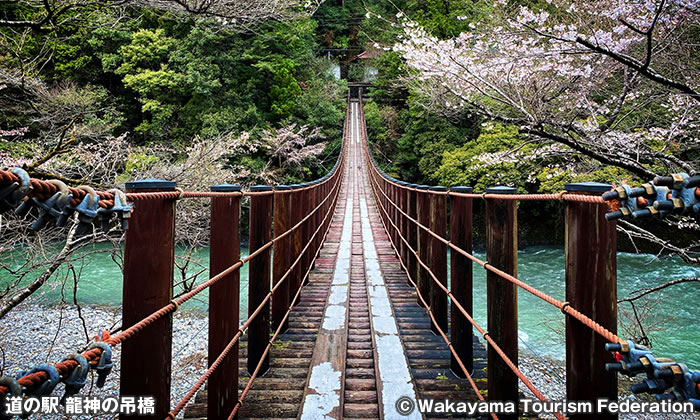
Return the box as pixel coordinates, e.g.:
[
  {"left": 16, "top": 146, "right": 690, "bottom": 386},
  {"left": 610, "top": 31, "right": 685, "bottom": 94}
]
[{"left": 0, "top": 89, "right": 698, "bottom": 420}]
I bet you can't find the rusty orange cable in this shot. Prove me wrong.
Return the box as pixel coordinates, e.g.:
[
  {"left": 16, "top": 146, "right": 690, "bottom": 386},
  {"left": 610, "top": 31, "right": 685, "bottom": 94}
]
[
  {"left": 369, "top": 166, "right": 565, "bottom": 420},
  {"left": 0, "top": 160, "right": 345, "bottom": 398},
  {"left": 228, "top": 114, "right": 352, "bottom": 420},
  {"left": 364, "top": 164, "right": 608, "bottom": 204},
  {"left": 167, "top": 195, "right": 341, "bottom": 419},
  {"left": 369, "top": 171, "right": 620, "bottom": 345},
  {"left": 0, "top": 161, "right": 342, "bottom": 209}
]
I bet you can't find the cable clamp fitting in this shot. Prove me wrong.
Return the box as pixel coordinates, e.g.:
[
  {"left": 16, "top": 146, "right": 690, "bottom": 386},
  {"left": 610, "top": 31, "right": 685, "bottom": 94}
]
[{"left": 560, "top": 301, "right": 571, "bottom": 315}]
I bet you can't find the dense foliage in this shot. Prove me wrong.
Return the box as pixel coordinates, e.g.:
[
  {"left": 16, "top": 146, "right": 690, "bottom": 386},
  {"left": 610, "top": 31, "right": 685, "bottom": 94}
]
[
  {"left": 359, "top": 0, "right": 698, "bottom": 254},
  {"left": 1, "top": 6, "right": 346, "bottom": 189}
]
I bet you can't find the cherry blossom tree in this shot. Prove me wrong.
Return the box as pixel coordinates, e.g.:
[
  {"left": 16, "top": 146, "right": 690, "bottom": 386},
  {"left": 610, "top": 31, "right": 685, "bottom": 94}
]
[
  {"left": 395, "top": 0, "right": 699, "bottom": 345},
  {"left": 395, "top": 0, "right": 699, "bottom": 179}
]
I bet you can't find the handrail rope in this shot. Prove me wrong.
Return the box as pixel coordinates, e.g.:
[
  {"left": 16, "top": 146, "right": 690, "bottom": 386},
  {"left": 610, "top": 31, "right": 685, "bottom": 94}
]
[
  {"left": 225, "top": 102, "right": 351, "bottom": 420},
  {"left": 166, "top": 178, "right": 343, "bottom": 418},
  {"left": 369, "top": 169, "right": 620, "bottom": 344},
  {"left": 429, "top": 189, "right": 603, "bottom": 204},
  {"left": 355, "top": 98, "right": 546, "bottom": 418},
  {"left": 358, "top": 117, "right": 605, "bottom": 205},
  {"left": 368, "top": 162, "right": 565, "bottom": 420},
  {"left": 0, "top": 145, "right": 343, "bottom": 206},
  {"left": 0, "top": 157, "right": 346, "bottom": 398},
  {"left": 228, "top": 181, "right": 343, "bottom": 420},
  {"left": 354, "top": 162, "right": 497, "bottom": 419}
]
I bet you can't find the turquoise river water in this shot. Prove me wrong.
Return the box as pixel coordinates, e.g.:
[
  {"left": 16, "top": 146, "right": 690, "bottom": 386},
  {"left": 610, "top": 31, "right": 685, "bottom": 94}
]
[{"left": 2, "top": 244, "right": 698, "bottom": 369}]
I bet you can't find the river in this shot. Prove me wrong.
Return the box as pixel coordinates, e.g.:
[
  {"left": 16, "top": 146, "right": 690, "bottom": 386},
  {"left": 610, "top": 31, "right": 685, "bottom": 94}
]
[{"left": 2, "top": 244, "right": 698, "bottom": 368}]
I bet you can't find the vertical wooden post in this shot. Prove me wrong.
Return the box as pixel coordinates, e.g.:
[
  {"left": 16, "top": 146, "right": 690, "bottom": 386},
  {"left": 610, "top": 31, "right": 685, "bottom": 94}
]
[
  {"left": 272, "top": 185, "right": 291, "bottom": 332},
  {"left": 395, "top": 182, "right": 402, "bottom": 255},
  {"left": 306, "top": 183, "right": 315, "bottom": 280},
  {"left": 485, "top": 186, "right": 518, "bottom": 419},
  {"left": 416, "top": 185, "right": 430, "bottom": 307},
  {"left": 386, "top": 179, "right": 399, "bottom": 249},
  {"left": 323, "top": 177, "right": 331, "bottom": 236},
  {"left": 122, "top": 178, "right": 176, "bottom": 419},
  {"left": 380, "top": 177, "right": 386, "bottom": 226},
  {"left": 319, "top": 178, "right": 327, "bottom": 248},
  {"left": 384, "top": 177, "right": 390, "bottom": 230},
  {"left": 377, "top": 176, "right": 383, "bottom": 223},
  {"left": 407, "top": 184, "right": 418, "bottom": 287},
  {"left": 450, "top": 186, "right": 473, "bottom": 376},
  {"left": 398, "top": 181, "right": 408, "bottom": 266},
  {"left": 248, "top": 185, "right": 273, "bottom": 376},
  {"left": 289, "top": 184, "right": 303, "bottom": 303},
  {"left": 564, "top": 182, "right": 617, "bottom": 420},
  {"left": 393, "top": 181, "right": 400, "bottom": 252},
  {"left": 301, "top": 182, "right": 312, "bottom": 282},
  {"left": 428, "top": 186, "right": 448, "bottom": 334},
  {"left": 326, "top": 176, "right": 332, "bottom": 231},
  {"left": 208, "top": 184, "right": 241, "bottom": 420},
  {"left": 312, "top": 181, "right": 320, "bottom": 269}
]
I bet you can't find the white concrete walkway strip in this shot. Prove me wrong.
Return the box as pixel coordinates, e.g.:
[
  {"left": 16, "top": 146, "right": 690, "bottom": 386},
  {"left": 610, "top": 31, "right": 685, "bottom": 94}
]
[
  {"left": 360, "top": 197, "right": 421, "bottom": 420},
  {"left": 300, "top": 111, "right": 355, "bottom": 420},
  {"left": 302, "top": 362, "right": 343, "bottom": 419}
]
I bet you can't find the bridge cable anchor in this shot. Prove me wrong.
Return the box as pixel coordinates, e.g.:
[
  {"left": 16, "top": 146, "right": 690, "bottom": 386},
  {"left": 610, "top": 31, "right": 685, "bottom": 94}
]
[
  {"left": 60, "top": 353, "right": 89, "bottom": 405},
  {"left": 0, "top": 168, "right": 31, "bottom": 214},
  {"left": 87, "top": 342, "right": 113, "bottom": 388},
  {"left": 0, "top": 376, "right": 22, "bottom": 420}
]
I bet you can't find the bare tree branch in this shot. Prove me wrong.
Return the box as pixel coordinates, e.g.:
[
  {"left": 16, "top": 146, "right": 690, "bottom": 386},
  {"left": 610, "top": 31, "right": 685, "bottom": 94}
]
[{"left": 619, "top": 277, "right": 700, "bottom": 303}]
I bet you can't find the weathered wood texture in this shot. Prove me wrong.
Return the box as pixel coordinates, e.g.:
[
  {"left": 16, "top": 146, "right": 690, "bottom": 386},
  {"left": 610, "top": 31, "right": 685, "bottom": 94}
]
[
  {"left": 247, "top": 186, "right": 273, "bottom": 376},
  {"left": 208, "top": 186, "right": 241, "bottom": 420},
  {"left": 184, "top": 103, "right": 489, "bottom": 420},
  {"left": 565, "top": 187, "right": 617, "bottom": 420},
  {"left": 450, "top": 187, "right": 473, "bottom": 377},
  {"left": 485, "top": 189, "right": 519, "bottom": 420},
  {"left": 272, "top": 186, "right": 291, "bottom": 332},
  {"left": 122, "top": 180, "right": 176, "bottom": 419}
]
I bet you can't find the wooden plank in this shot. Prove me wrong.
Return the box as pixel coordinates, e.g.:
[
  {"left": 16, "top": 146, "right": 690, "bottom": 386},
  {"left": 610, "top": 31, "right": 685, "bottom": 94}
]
[{"left": 298, "top": 160, "right": 353, "bottom": 420}]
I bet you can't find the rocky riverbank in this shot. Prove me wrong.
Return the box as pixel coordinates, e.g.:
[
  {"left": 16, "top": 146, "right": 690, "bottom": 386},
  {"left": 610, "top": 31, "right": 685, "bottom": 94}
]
[
  {"left": 517, "top": 344, "right": 700, "bottom": 419},
  {"left": 1, "top": 304, "right": 698, "bottom": 419},
  {"left": 0, "top": 304, "right": 209, "bottom": 419}
]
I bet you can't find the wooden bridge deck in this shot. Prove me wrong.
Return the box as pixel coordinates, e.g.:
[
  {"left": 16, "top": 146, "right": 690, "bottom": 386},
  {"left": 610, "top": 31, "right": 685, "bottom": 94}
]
[{"left": 184, "top": 100, "right": 487, "bottom": 419}]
